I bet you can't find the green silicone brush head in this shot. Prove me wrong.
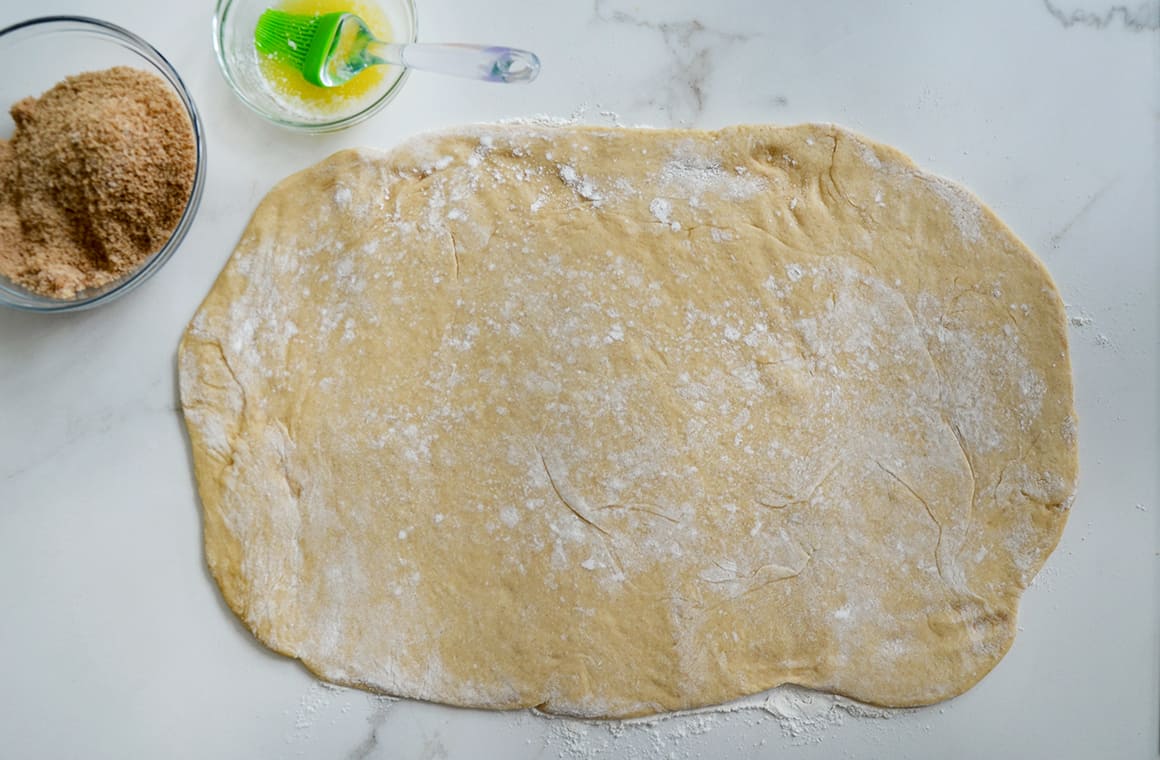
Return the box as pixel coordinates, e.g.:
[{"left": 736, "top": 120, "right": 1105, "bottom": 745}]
[{"left": 254, "top": 10, "right": 345, "bottom": 87}]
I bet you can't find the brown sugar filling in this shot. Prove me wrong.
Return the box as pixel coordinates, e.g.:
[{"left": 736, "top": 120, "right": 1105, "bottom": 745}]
[{"left": 0, "top": 66, "right": 197, "bottom": 299}]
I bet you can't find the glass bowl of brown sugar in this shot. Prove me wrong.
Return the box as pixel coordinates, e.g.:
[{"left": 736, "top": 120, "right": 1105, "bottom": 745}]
[{"left": 0, "top": 16, "right": 206, "bottom": 313}]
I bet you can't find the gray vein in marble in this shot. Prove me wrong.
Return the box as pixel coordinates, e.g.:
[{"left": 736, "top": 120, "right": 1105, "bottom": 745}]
[
  {"left": 592, "top": 0, "right": 756, "bottom": 124},
  {"left": 417, "top": 735, "right": 450, "bottom": 760},
  {"left": 1049, "top": 179, "right": 1118, "bottom": 249},
  {"left": 1042, "top": 0, "right": 1160, "bottom": 30},
  {"left": 0, "top": 402, "right": 178, "bottom": 483},
  {"left": 346, "top": 697, "right": 395, "bottom": 760}
]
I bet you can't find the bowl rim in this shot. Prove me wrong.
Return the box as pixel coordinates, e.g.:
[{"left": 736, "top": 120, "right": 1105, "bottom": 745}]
[
  {"left": 0, "top": 15, "right": 208, "bottom": 313},
  {"left": 212, "top": 0, "right": 418, "bottom": 134}
]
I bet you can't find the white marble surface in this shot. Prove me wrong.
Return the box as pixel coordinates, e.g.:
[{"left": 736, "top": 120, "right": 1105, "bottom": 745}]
[{"left": 1, "top": 1, "right": 1157, "bottom": 757}]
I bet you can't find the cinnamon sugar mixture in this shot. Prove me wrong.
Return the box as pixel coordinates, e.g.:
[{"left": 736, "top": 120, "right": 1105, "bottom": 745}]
[{"left": 0, "top": 66, "right": 196, "bottom": 299}]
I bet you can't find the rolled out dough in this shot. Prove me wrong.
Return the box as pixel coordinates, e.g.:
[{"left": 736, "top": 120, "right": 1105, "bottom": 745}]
[{"left": 179, "top": 124, "right": 1077, "bottom": 718}]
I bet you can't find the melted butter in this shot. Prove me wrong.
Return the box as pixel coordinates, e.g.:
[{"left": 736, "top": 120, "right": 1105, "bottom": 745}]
[{"left": 258, "top": 0, "right": 394, "bottom": 114}]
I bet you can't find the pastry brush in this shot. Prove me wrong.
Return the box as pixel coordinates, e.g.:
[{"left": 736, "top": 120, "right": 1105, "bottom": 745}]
[{"left": 254, "top": 10, "right": 541, "bottom": 87}]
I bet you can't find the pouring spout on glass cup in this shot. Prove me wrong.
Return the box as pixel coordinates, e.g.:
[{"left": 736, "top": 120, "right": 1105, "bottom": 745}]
[{"left": 256, "top": 10, "right": 541, "bottom": 86}]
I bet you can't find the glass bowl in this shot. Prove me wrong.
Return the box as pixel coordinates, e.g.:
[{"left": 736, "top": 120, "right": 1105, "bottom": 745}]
[
  {"left": 0, "top": 16, "right": 207, "bottom": 313},
  {"left": 214, "top": 0, "right": 417, "bottom": 133}
]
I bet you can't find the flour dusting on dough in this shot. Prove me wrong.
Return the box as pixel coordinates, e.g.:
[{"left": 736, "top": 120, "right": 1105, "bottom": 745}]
[
  {"left": 923, "top": 176, "right": 984, "bottom": 242},
  {"left": 179, "top": 124, "right": 1076, "bottom": 720}
]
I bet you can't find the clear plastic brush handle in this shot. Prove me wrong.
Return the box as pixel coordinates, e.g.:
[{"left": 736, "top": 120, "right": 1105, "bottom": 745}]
[{"left": 372, "top": 42, "right": 540, "bottom": 83}]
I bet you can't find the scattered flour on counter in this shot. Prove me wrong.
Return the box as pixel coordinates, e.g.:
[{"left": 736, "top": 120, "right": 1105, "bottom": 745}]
[
  {"left": 755, "top": 686, "right": 900, "bottom": 740},
  {"left": 505, "top": 105, "right": 630, "bottom": 129},
  {"left": 505, "top": 114, "right": 579, "bottom": 127},
  {"left": 1063, "top": 303, "right": 1124, "bottom": 351},
  {"left": 285, "top": 681, "right": 347, "bottom": 746},
  {"left": 1028, "top": 563, "right": 1061, "bottom": 593},
  {"left": 284, "top": 682, "right": 397, "bottom": 754},
  {"left": 282, "top": 681, "right": 907, "bottom": 757},
  {"left": 1064, "top": 303, "right": 1094, "bottom": 328},
  {"left": 598, "top": 110, "right": 626, "bottom": 126},
  {"left": 540, "top": 686, "right": 905, "bottom": 758}
]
